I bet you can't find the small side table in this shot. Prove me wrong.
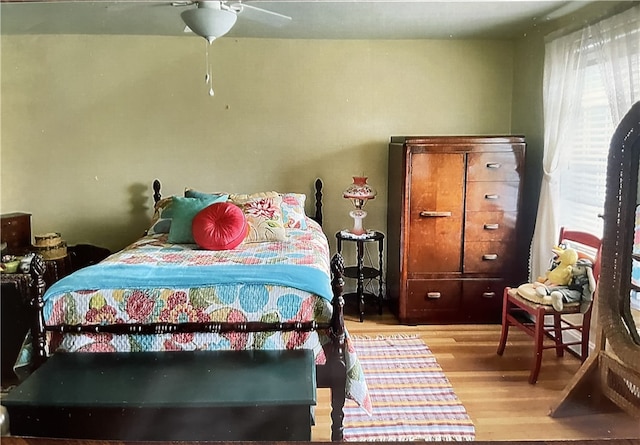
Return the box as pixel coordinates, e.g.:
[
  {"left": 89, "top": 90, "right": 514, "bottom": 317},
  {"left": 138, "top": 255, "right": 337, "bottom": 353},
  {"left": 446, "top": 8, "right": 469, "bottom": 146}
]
[
  {"left": 336, "top": 230, "right": 384, "bottom": 322},
  {"left": 1, "top": 273, "right": 32, "bottom": 389}
]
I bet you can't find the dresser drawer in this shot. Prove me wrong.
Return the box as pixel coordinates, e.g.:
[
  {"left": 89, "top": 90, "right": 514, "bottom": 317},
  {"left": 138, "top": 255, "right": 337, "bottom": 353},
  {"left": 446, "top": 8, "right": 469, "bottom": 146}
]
[
  {"left": 406, "top": 279, "right": 462, "bottom": 314},
  {"left": 463, "top": 241, "right": 514, "bottom": 274},
  {"left": 461, "top": 279, "right": 504, "bottom": 323},
  {"left": 467, "top": 152, "right": 523, "bottom": 182},
  {"left": 465, "top": 181, "right": 519, "bottom": 212},
  {"left": 465, "top": 211, "right": 517, "bottom": 242}
]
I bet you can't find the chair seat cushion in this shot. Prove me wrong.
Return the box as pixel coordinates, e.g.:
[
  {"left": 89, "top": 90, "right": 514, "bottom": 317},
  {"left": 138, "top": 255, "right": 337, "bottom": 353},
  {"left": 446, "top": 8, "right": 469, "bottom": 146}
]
[
  {"left": 516, "top": 283, "right": 550, "bottom": 305},
  {"left": 513, "top": 283, "right": 580, "bottom": 311}
]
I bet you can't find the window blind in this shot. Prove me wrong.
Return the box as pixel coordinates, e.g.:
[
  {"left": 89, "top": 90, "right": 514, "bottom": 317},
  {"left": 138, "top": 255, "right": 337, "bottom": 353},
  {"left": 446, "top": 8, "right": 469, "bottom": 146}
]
[
  {"left": 558, "top": 61, "right": 612, "bottom": 236},
  {"left": 557, "top": 21, "right": 639, "bottom": 237}
]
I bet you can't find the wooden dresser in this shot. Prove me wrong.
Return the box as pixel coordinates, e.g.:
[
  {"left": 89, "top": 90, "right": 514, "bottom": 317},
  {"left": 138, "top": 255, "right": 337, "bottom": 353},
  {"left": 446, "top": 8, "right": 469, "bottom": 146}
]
[
  {"left": 387, "top": 135, "right": 526, "bottom": 324},
  {"left": 1, "top": 212, "right": 32, "bottom": 255}
]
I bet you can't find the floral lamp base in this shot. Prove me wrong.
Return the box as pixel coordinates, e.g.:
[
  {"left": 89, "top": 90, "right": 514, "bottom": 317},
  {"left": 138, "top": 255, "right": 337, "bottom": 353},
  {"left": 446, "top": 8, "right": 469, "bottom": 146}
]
[{"left": 349, "top": 209, "right": 368, "bottom": 235}]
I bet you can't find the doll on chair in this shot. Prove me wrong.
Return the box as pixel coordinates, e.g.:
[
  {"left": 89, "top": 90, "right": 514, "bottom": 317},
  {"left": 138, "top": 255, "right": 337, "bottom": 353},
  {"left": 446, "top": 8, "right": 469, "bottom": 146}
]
[
  {"left": 531, "top": 243, "right": 596, "bottom": 312},
  {"left": 536, "top": 258, "right": 596, "bottom": 312}
]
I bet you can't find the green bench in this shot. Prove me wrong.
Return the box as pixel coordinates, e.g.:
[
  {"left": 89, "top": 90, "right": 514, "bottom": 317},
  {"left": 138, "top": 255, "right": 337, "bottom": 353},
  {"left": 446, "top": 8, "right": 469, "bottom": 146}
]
[{"left": 3, "top": 349, "right": 316, "bottom": 441}]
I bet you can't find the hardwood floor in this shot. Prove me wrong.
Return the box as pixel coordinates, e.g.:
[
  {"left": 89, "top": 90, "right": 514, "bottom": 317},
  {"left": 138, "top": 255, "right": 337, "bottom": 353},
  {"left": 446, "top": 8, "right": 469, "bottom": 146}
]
[{"left": 312, "top": 307, "right": 640, "bottom": 442}]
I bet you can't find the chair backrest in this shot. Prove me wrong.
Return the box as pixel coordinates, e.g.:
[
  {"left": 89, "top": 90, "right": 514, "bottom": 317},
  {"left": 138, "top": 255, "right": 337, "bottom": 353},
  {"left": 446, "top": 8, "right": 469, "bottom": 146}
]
[{"left": 558, "top": 227, "right": 603, "bottom": 284}]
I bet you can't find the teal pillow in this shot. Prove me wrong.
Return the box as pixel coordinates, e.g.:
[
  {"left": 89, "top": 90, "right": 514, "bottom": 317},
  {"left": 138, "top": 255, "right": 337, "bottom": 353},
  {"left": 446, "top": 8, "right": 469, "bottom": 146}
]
[{"left": 167, "top": 195, "right": 229, "bottom": 244}]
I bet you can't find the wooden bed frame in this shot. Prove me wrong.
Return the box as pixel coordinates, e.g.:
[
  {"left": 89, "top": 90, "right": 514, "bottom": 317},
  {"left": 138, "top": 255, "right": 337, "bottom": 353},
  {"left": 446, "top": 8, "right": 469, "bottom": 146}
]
[{"left": 26, "top": 178, "right": 348, "bottom": 441}]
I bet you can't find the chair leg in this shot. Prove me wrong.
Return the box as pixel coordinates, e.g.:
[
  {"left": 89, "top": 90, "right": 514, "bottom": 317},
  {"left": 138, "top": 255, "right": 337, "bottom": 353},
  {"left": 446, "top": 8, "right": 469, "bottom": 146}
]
[
  {"left": 497, "top": 289, "right": 510, "bottom": 356},
  {"left": 580, "top": 326, "right": 589, "bottom": 362},
  {"left": 497, "top": 319, "right": 509, "bottom": 356},
  {"left": 581, "top": 316, "right": 591, "bottom": 361},
  {"left": 530, "top": 309, "right": 545, "bottom": 384},
  {"left": 553, "top": 314, "right": 564, "bottom": 357}
]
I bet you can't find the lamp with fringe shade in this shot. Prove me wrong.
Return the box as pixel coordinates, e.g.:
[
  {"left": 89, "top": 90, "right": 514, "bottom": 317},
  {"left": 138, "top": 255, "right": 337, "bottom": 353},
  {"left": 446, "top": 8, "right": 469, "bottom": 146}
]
[{"left": 343, "top": 176, "right": 377, "bottom": 235}]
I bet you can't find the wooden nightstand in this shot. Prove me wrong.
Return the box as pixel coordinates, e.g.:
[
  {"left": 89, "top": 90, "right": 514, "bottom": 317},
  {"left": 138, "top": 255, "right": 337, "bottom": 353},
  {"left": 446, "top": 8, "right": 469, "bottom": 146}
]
[
  {"left": 336, "top": 230, "right": 384, "bottom": 322},
  {"left": 0, "top": 243, "right": 110, "bottom": 389},
  {"left": 1, "top": 273, "right": 31, "bottom": 389},
  {"left": 1, "top": 213, "right": 32, "bottom": 255},
  {"left": 40, "top": 243, "right": 111, "bottom": 288}
]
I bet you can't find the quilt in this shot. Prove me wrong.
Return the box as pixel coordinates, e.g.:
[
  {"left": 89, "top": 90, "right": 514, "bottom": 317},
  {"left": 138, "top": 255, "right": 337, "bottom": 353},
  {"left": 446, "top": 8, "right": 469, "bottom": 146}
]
[{"left": 17, "top": 220, "right": 372, "bottom": 412}]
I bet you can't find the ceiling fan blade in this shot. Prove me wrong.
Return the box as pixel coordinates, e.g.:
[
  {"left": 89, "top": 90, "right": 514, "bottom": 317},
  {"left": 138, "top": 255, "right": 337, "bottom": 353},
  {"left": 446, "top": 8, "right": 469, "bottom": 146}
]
[{"left": 231, "top": 2, "right": 291, "bottom": 27}]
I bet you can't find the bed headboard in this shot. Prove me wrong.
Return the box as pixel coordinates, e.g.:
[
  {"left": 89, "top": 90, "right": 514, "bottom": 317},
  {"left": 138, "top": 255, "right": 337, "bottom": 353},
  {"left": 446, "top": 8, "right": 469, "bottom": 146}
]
[{"left": 152, "top": 179, "right": 324, "bottom": 227}]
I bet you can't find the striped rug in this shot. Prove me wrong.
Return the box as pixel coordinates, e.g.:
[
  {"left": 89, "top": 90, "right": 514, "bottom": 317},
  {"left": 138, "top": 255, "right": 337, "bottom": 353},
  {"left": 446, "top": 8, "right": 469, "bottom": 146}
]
[{"left": 344, "top": 335, "right": 476, "bottom": 441}]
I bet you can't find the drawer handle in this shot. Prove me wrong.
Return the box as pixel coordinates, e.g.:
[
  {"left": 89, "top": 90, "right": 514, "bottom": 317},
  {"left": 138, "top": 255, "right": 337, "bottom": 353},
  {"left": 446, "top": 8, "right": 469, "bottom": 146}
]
[
  {"left": 419, "top": 211, "right": 452, "bottom": 218},
  {"left": 484, "top": 194, "right": 499, "bottom": 200},
  {"left": 426, "top": 292, "right": 441, "bottom": 299},
  {"left": 482, "top": 292, "right": 496, "bottom": 298},
  {"left": 486, "top": 163, "right": 501, "bottom": 169},
  {"left": 483, "top": 254, "right": 498, "bottom": 261},
  {"left": 484, "top": 223, "right": 499, "bottom": 230}
]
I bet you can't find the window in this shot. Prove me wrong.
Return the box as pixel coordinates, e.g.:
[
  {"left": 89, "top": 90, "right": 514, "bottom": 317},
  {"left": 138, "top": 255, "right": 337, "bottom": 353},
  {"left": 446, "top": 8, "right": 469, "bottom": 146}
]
[
  {"left": 530, "top": 4, "right": 639, "bottom": 281},
  {"left": 557, "top": 13, "right": 639, "bottom": 237},
  {"left": 558, "top": 59, "right": 613, "bottom": 236}
]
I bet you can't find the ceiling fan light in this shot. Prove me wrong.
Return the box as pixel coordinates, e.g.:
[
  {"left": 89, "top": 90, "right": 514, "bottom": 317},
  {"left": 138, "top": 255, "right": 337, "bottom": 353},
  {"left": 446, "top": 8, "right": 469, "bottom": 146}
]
[{"left": 181, "top": 7, "right": 237, "bottom": 42}]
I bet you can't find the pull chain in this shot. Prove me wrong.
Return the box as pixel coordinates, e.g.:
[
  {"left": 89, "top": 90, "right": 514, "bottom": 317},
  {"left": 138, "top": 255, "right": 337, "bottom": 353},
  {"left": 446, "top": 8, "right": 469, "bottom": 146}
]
[{"left": 204, "top": 39, "right": 214, "bottom": 97}]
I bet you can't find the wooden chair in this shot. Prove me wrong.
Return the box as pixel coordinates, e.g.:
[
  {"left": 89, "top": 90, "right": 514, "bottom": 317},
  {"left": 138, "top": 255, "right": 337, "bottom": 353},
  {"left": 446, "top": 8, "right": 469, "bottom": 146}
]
[{"left": 496, "top": 227, "right": 603, "bottom": 384}]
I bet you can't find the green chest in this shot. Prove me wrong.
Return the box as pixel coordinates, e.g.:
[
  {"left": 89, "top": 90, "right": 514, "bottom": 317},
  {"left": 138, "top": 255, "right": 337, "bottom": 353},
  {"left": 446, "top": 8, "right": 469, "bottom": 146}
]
[{"left": 3, "top": 349, "right": 316, "bottom": 441}]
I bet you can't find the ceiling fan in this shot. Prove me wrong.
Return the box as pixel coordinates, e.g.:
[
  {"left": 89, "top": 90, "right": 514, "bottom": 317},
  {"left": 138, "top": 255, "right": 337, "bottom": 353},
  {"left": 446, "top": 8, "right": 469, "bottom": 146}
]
[
  {"left": 174, "top": 1, "right": 292, "bottom": 43},
  {"left": 170, "top": 0, "right": 290, "bottom": 97}
]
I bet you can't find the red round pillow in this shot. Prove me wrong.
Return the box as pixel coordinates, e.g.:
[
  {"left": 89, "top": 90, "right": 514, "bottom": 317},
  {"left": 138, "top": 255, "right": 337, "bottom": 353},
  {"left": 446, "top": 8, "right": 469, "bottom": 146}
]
[{"left": 192, "top": 202, "right": 249, "bottom": 250}]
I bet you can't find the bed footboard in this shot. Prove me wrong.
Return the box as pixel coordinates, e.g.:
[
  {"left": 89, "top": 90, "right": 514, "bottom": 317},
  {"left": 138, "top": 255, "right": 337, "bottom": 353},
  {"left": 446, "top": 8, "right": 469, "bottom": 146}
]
[
  {"left": 29, "top": 254, "right": 48, "bottom": 371},
  {"left": 27, "top": 252, "right": 348, "bottom": 441},
  {"left": 328, "top": 252, "right": 346, "bottom": 441}
]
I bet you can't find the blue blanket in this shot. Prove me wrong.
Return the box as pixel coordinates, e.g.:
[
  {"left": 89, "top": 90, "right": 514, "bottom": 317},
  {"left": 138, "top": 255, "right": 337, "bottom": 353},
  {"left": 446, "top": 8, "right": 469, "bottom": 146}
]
[{"left": 44, "top": 262, "right": 334, "bottom": 303}]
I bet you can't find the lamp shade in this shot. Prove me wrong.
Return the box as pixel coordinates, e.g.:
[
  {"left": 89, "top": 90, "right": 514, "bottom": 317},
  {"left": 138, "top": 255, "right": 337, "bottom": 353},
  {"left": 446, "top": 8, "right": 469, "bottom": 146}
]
[
  {"left": 343, "top": 176, "right": 376, "bottom": 209},
  {"left": 181, "top": 3, "right": 238, "bottom": 43}
]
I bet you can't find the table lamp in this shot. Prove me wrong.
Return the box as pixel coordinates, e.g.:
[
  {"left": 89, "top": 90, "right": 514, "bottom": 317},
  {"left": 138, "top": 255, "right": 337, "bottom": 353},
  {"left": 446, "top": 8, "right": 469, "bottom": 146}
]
[{"left": 343, "top": 176, "right": 377, "bottom": 235}]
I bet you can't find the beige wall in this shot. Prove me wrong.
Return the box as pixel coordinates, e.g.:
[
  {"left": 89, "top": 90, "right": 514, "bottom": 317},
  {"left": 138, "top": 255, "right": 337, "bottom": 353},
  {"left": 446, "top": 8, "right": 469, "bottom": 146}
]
[
  {"left": 1, "top": 36, "right": 515, "bottom": 252},
  {"left": 510, "top": 31, "right": 545, "bottom": 266}
]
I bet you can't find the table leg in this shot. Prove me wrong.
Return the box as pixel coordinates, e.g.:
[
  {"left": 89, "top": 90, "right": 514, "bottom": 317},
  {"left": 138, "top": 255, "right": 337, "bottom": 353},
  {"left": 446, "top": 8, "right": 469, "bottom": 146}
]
[
  {"left": 378, "top": 237, "right": 384, "bottom": 315},
  {"left": 356, "top": 240, "right": 364, "bottom": 322}
]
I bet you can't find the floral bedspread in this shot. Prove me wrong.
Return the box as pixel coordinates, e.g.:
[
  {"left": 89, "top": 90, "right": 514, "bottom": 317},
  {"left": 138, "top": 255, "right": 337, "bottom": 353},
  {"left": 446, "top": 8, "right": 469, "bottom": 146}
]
[
  {"left": 43, "top": 219, "right": 334, "bottom": 305},
  {"left": 19, "top": 220, "right": 372, "bottom": 413}
]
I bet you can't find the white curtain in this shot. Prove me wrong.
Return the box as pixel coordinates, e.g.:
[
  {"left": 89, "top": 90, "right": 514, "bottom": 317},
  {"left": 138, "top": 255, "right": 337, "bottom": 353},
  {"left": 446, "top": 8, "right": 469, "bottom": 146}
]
[
  {"left": 529, "top": 28, "right": 589, "bottom": 281},
  {"left": 529, "top": 5, "right": 640, "bottom": 281},
  {"left": 593, "top": 5, "right": 640, "bottom": 123}
]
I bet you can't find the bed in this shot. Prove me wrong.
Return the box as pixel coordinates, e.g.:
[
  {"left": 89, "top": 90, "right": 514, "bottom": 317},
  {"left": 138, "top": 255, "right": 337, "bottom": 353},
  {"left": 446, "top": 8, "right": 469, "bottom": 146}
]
[{"left": 19, "top": 178, "right": 371, "bottom": 441}]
